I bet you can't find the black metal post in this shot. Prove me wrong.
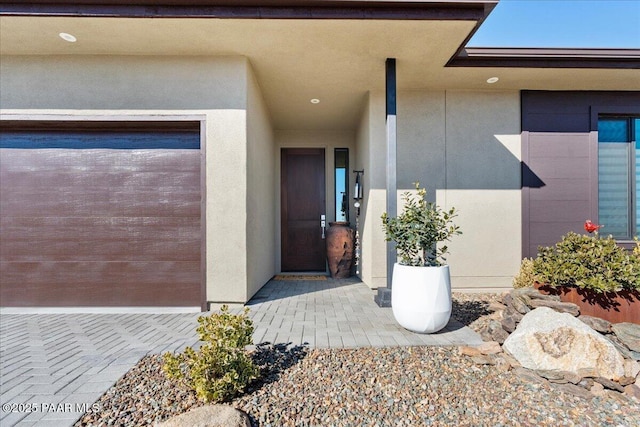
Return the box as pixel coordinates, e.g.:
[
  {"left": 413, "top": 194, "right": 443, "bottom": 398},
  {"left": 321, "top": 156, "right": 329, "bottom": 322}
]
[{"left": 375, "top": 58, "right": 396, "bottom": 308}]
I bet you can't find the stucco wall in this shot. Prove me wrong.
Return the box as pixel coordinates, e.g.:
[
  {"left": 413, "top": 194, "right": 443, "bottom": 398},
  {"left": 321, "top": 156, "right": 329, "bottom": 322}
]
[
  {"left": 355, "top": 92, "right": 387, "bottom": 288},
  {"left": 0, "top": 55, "right": 252, "bottom": 303},
  {"left": 246, "top": 61, "right": 276, "bottom": 300},
  {"left": 358, "top": 89, "right": 522, "bottom": 291}
]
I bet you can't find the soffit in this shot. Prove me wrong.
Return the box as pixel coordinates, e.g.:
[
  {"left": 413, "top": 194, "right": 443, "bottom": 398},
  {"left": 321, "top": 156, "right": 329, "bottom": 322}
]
[{"left": 1, "top": 17, "right": 638, "bottom": 130}]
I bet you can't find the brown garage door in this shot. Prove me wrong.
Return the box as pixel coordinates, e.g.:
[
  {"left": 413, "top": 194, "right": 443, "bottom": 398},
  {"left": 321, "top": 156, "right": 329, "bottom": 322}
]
[{"left": 0, "top": 125, "right": 202, "bottom": 307}]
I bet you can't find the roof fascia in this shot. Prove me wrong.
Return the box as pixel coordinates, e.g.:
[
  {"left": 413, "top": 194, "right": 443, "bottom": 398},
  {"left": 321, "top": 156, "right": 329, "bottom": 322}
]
[
  {"left": 0, "top": 1, "right": 497, "bottom": 19},
  {"left": 448, "top": 47, "right": 640, "bottom": 69}
]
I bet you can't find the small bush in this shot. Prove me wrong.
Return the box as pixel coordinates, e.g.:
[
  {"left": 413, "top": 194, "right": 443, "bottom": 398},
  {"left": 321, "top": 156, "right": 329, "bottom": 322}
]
[
  {"left": 513, "top": 258, "right": 536, "bottom": 289},
  {"left": 533, "top": 232, "right": 640, "bottom": 293},
  {"left": 163, "top": 305, "right": 258, "bottom": 403}
]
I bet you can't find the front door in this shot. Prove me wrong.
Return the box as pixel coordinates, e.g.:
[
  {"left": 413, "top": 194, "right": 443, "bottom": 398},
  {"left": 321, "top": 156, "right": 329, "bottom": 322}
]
[{"left": 281, "top": 148, "right": 326, "bottom": 271}]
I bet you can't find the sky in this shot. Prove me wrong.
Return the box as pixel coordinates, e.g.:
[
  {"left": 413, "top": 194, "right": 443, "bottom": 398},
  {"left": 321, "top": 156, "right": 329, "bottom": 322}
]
[{"left": 468, "top": 0, "right": 640, "bottom": 48}]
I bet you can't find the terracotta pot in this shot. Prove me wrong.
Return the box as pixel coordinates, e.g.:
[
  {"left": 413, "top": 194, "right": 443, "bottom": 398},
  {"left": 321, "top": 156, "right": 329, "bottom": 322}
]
[
  {"left": 534, "top": 282, "right": 640, "bottom": 324},
  {"left": 325, "top": 221, "right": 354, "bottom": 278}
]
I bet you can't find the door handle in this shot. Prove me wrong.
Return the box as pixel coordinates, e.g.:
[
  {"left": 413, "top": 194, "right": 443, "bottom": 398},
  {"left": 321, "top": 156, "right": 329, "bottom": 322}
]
[{"left": 321, "top": 214, "right": 326, "bottom": 239}]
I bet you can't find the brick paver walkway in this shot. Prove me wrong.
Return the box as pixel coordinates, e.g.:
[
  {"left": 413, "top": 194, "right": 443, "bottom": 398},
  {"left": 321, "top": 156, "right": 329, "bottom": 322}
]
[{"left": 0, "top": 278, "right": 482, "bottom": 426}]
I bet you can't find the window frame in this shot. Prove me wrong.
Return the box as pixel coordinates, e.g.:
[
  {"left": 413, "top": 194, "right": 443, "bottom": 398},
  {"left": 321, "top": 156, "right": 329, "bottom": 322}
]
[{"left": 597, "top": 115, "right": 640, "bottom": 241}]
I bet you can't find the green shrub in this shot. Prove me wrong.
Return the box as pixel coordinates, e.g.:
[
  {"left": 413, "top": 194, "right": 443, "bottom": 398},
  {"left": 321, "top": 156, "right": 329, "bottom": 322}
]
[
  {"left": 381, "top": 182, "right": 461, "bottom": 266},
  {"left": 533, "top": 232, "right": 640, "bottom": 293},
  {"left": 163, "top": 305, "right": 258, "bottom": 403},
  {"left": 513, "top": 258, "right": 536, "bottom": 289}
]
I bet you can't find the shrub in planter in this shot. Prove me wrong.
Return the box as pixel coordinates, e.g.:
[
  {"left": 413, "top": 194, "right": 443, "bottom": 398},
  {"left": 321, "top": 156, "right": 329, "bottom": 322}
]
[
  {"left": 381, "top": 183, "right": 461, "bottom": 267},
  {"left": 163, "top": 305, "right": 258, "bottom": 403},
  {"left": 513, "top": 258, "right": 536, "bottom": 289},
  {"left": 533, "top": 232, "right": 640, "bottom": 293},
  {"left": 381, "top": 183, "right": 461, "bottom": 333}
]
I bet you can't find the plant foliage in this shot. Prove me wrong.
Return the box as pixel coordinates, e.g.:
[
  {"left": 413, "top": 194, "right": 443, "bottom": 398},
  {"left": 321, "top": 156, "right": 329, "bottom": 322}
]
[
  {"left": 381, "top": 183, "right": 461, "bottom": 266},
  {"left": 163, "top": 305, "right": 258, "bottom": 403},
  {"left": 533, "top": 232, "right": 640, "bottom": 293},
  {"left": 513, "top": 258, "right": 536, "bottom": 289}
]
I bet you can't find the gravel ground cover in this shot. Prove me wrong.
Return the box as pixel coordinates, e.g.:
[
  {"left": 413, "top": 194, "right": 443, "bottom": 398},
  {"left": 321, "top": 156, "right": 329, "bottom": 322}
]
[{"left": 75, "top": 293, "right": 640, "bottom": 427}]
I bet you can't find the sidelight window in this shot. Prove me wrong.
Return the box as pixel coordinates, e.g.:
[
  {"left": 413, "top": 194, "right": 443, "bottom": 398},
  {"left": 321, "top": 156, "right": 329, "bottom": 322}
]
[
  {"left": 334, "top": 148, "right": 349, "bottom": 222},
  {"left": 598, "top": 117, "right": 640, "bottom": 239}
]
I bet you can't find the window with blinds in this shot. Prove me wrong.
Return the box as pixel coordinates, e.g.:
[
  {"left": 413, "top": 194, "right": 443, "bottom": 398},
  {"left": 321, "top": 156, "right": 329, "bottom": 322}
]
[{"left": 598, "top": 117, "right": 640, "bottom": 239}]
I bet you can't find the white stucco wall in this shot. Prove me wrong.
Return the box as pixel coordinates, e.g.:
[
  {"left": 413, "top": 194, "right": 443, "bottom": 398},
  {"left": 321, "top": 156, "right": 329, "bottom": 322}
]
[
  {"left": 0, "top": 55, "right": 253, "bottom": 303},
  {"left": 246, "top": 61, "right": 276, "bottom": 300},
  {"left": 357, "top": 89, "right": 522, "bottom": 291}
]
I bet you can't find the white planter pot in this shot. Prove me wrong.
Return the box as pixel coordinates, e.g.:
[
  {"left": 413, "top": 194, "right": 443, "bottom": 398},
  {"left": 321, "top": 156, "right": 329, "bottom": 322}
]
[{"left": 391, "top": 263, "right": 452, "bottom": 334}]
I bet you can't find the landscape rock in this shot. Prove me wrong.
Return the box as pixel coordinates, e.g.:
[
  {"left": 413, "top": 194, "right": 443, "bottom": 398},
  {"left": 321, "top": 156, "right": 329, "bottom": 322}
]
[
  {"left": 458, "top": 346, "right": 482, "bottom": 357},
  {"left": 577, "top": 378, "right": 594, "bottom": 390},
  {"left": 471, "top": 355, "right": 495, "bottom": 365},
  {"left": 501, "top": 316, "right": 517, "bottom": 333},
  {"left": 590, "top": 382, "right": 605, "bottom": 397},
  {"left": 578, "top": 315, "right": 612, "bottom": 334},
  {"left": 625, "top": 384, "right": 640, "bottom": 400},
  {"left": 498, "top": 352, "right": 521, "bottom": 369},
  {"left": 625, "top": 360, "right": 640, "bottom": 379},
  {"left": 528, "top": 299, "right": 579, "bottom": 316},
  {"left": 157, "top": 405, "right": 251, "bottom": 427},
  {"left": 513, "top": 287, "right": 560, "bottom": 302},
  {"left": 604, "top": 334, "right": 640, "bottom": 361},
  {"left": 612, "top": 323, "right": 640, "bottom": 353},
  {"left": 504, "top": 293, "right": 530, "bottom": 315},
  {"left": 488, "top": 301, "right": 507, "bottom": 312},
  {"left": 476, "top": 341, "right": 502, "bottom": 355},
  {"left": 513, "top": 367, "right": 548, "bottom": 386},
  {"left": 619, "top": 376, "right": 636, "bottom": 386},
  {"left": 594, "top": 377, "right": 625, "bottom": 393},
  {"left": 503, "top": 307, "right": 625, "bottom": 380},
  {"left": 486, "top": 320, "right": 510, "bottom": 344},
  {"left": 550, "top": 383, "right": 594, "bottom": 400}
]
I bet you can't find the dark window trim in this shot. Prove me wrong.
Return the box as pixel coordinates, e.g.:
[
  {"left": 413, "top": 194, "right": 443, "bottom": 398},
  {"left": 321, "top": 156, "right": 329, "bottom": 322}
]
[
  {"left": 590, "top": 106, "right": 640, "bottom": 131},
  {"left": 0, "top": 120, "right": 200, "bottom": 132},
  {"left": 595, "top": 114, "right": 640, "bottom": 241}
]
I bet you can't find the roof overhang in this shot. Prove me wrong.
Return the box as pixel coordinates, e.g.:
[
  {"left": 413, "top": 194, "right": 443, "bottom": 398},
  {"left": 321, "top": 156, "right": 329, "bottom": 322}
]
[
  {"left": 1, "top": 1, "right": 638, "bottom": 131},
  {"left": 449, "top": 47, "right": 640, "bottom": 69},
  {"left": 0, "top": 0, "right": 496, "bottom": 19}
]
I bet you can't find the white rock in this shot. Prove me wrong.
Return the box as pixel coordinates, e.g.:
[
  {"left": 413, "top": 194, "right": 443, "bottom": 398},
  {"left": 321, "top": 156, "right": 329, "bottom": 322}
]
[
  {"left": 503, "top": 307, "right": 625, "bottom": 380},
  {"left": 625, "top": 359, "right": 640, "bottom": 379},
  {"left": 156, "top": 405, "right": 251, "bottom": 427}
]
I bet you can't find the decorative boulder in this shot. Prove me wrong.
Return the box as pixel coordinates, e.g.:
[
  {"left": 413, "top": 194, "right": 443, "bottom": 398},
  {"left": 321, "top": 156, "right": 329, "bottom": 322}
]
[
  {"left": 158, "top": 405, "right": 251, "bottom": 427},
  {"left": 503, "top": 307, "right": 625, "bottom": 380}
]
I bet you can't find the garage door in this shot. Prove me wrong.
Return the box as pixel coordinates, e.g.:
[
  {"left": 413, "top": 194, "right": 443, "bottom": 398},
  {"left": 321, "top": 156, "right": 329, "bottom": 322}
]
[{"left": 0, "top": 124, "right": 202, "bottom": 307}]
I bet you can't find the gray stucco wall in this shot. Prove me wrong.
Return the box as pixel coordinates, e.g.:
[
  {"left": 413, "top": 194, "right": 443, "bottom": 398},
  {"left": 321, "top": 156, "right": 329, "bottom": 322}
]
[
  {"left": 0, "top": 55, "right": 253, "bottom": 304},
  {"left": 246, "top": 61, "right": 276, "bottom": 300},
  {"left": 356, "top": 89, "right": 522, "bottom": 291}
]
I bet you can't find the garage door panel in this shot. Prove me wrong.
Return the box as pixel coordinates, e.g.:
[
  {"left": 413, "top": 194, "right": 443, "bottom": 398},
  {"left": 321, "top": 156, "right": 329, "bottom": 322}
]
[
  {"left": 1, "top": 239, "right": 200, "bottom": 262},
  {"left": 0, "top": 129, "right": 202, "bottom": 307},
  {"left": 0, "top": 148, "right": 201, "bottom": 172},
  {"left": 1, "top": 216, "right": 200, "bottom": 241},
  {"left": 1, "top": 261, "right": 201, "bottom": 306},
  {"left": 1, "top": 191, "right": 201, "bottom": 217}
]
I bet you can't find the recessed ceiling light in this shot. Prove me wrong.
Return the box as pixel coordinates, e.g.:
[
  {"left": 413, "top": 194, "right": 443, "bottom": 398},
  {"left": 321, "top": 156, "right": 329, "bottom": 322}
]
[
  {"left": 59, "top": 32, "right": 77, "bottom": 43},
  {"left": 310, "top": 99, "right": 320, "bottom": 104},
  {"left": 486, "top": 77, "right": 499, "bottom": 84}
]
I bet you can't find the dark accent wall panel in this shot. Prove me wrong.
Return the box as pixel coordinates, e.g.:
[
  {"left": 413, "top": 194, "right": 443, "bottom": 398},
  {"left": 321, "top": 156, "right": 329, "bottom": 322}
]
[
  {"left": 0, "top": 131, "right": 202, "bottom": 307},
  {"left": 522, "top": 91, "right": 640, "bottom": 132},
  {"left": 521, "top": 91, "right": 640, "bottom": 258},
  {"left": 523, "top": 132, "right": 594, "bottom": 257}
]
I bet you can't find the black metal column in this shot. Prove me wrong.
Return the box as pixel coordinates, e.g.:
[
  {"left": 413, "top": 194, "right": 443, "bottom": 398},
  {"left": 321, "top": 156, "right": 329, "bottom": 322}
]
[{"left": 375, "top": 58, "right": 397, "bottom": 308}]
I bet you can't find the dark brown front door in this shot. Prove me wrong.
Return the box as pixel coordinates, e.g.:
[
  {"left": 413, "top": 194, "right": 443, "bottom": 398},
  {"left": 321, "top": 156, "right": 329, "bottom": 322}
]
[{"left": 281, "top": 148, "right": 326, "bottom": 271}]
